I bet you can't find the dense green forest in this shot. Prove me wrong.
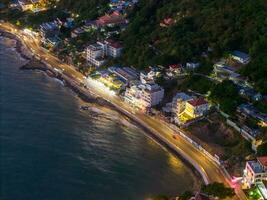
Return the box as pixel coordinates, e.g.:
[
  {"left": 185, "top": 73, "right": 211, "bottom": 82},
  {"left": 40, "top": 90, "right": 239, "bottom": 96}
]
[
  {"left": 56, "top": 0, "right": 109, "bottom": 19},
  {"left": 1, "top": 0, "right": 267, "bottom": 93},
  {"left": 120, "top": 0, "right": 267, "bottom": 93}
]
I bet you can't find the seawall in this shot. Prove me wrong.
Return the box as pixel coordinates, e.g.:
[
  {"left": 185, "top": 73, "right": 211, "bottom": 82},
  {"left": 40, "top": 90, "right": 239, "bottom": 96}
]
[{"left": 2, "top": 29, "right": 206, "bottom": 188}]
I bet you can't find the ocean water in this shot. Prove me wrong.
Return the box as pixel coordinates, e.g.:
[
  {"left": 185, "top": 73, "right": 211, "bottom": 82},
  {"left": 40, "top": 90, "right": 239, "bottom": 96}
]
[{"left": 0, "top": 39, "right": 196, "bottom": 200}]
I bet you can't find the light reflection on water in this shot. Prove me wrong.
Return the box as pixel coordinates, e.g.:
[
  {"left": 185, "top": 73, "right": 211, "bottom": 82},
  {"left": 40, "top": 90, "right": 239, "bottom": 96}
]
[{"left": 0, "top": 39, "right": 198, "bottom": 200}]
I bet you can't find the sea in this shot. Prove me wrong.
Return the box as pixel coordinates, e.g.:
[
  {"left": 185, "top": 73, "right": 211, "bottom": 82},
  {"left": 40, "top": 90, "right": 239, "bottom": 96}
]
[{"left": 0, "top": 37, "right": 196, "bottom": 200}]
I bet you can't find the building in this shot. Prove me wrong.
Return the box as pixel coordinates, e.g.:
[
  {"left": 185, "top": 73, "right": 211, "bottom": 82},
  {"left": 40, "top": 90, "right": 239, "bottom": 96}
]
[
  {"left": 95, "top": 11, "right": 127, "bottom": 27},
  {"left": 39, "top": 21, "right": 60, "bottom": 39},
  {"left": 172, "top": 95, "right": 209, "bottom": 124},
  {"left": 185, "top": 98, "right": 209, "bottom": 118},
  {"left": 172, "top": 92, "right": 193, "bottom": 114},
  {"left": 213, "top": 62, "right": 241, "bottom": 81},
  {"left": 239, "top": 86, "right": 262, "bottom": 101},
  {"left": 17, "top": 0, "right": 45, "bottom": 12},
  {"left": 237, "top": 104, "right": 267, "bottom": 128},
  {"left": 190, "top": 192, "right": 213, "bottom": 200},
  {"left": 18, "top": 0, "right": 33, "bottom": 11},
  {"left": 98, "top": 39, "right": 123, "bottom": 58},
  {"left": 230, "top": 51, "right": 250, "bottom": 64},
  {"left": 186, "top": 62, "right": 200, "bottom": 70},
  {"left": 160, "top": 17, "right": 175, "bottom": 27},
  {"left": 257, "top": 180, "right": 267, "bottom": 200},
  {"left": 86, "top": 40, "right": 123, "bottom": 67},
  {"left": 110, "top": 0, "right": 138, "bottom": 12},
  {"left": 86, "top": 44, "right": 106, "bottom": 67},
  {"left": 18, "top": 0, "right": 40, "bottom": 11},
  {"left": 165, "top": 64, "right": 183, "bottom": 78},
  {"left": 108, "top": 66, "right": 139, "bottom": 83},
  {"left": 140, "top": 67, "right": 161, "bottom": 84},
  {"left": 93, "top": 70, "right": 125, "bottom": 91},
  {"left": 124, "top": 83, "right": 164, "bottom": 111},
  {"left": 71, "top": 27, "right": 85, "bottom": 38},
  {"left": 243, "top": 157, "right": 267, "bottom": 188}
]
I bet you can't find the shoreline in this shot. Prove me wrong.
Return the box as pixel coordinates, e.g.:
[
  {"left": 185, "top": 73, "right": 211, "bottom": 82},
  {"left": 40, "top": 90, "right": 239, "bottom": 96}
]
[
  {"left": 20, "top": 55, "right": 203, "bottom": 191},
  {"left": 0, "top": 29, "right": 206, "bottom": 191}
]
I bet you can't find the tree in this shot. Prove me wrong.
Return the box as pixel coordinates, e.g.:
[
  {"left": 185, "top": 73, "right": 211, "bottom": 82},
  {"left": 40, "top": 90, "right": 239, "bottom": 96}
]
[
  {"left": 209, "top": 80, "right": 243, "bottom": 115},
  {"left": 257, "top": 142, "right": 267, "bottom": 156},
  {"left": 179, "top": 191, "right": 193, "bottom": 200},
  {"left": 149, "top": 195, "right": 168, "bottom": 200},
  {"left": 201, "top": 182, "right": 235, "bottom": 199}
]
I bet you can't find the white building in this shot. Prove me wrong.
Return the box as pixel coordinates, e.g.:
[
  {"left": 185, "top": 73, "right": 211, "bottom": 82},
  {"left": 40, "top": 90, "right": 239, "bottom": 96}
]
[
  {"left": 86, "top": 44, "right": 106, "bottom": 67},
  {"left": 243, "top": 157, "right": 267, "bottom": 188},
  {"left": 124, "top": 83, "right": 164, "bottom": 111},
  {"left": 186, "top": 62, "right": 200, "bottom": 70},
  {"left": 230, "top": 51, "right": 250, "bottom": 64},
  {"left": 98, "top": 40, "right": 123, "bottom": 58},
  {"left": 86, "top": 40, "right": 123, "bottom": 67},
  {"left": 140, "top": 67, "right": 161, "bottom": 84}
]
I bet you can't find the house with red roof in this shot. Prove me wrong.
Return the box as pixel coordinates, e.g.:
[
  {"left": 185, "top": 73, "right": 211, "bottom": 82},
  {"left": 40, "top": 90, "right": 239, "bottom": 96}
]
[
  {"left": 184, "top": 97, "right": 209, "bottom": 118},
  {"left": 160, "top": 17, "right": 175, "bottom": 27},
  {"left": 165, "top": 64, "right": 183, "bottom": 78},
  {"left": 243, "top": 156, "right": 267, "bottom": 188},
  {"left": 96, "top": 11, "right": 127, "bottom": 27},
  {"left": 258, "top": 157, "right": 267, "bottom": 171},
  {"left": 100, "top": 39, "right": 123, "bottom": 58}
]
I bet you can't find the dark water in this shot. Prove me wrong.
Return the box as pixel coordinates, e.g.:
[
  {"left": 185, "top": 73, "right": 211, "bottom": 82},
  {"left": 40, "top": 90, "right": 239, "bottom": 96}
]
[{"left": 0, "top": 39, "right": 196, "bottom": 200}]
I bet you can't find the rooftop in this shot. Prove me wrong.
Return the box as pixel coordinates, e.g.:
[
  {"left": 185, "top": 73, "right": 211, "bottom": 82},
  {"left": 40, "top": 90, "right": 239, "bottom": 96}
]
[
  {"left": 173, "top": 92, "right": 192, "bottom": 102},
  {"left": 96, "top": 11, "right": 126, "bottom": 26},
  {"left": 106, "top": 39, "right": 123, "bottom": 49},
  {"left": 257, "top": 181, "right": 267, "bottom": 200},
  {"left": 247, "top": 160, "right": 265, "bottom": 173},
  {"left": 188, "top": 98, "right": 208, "bottom": 107},
  {"left": 40, "top": 22, "right": 59, "bottom": 31},
  {"left": 87, "top": 44, "right": 103, "bottom": 51},
  {"left": 258, "top": 157, "right": 267, "bottom": 168},
  {"left": 232, "top": 50, "right": 250, "bottom": 59}
]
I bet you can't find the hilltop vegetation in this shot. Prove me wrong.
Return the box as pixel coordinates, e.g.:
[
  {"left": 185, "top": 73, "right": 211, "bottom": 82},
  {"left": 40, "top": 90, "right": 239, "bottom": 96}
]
[
  {"left": 1, "top": 0, "right": 266, "bottom": 93},
  {"left": 56, "top": 0, "right": 109, "bottom": 19},
  {"left": 120, "top": 0, "right": 267, "bottom": 93}
]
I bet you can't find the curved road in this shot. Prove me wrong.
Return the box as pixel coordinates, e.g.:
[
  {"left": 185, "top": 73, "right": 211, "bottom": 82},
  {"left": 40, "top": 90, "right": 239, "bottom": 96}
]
[{"left": 0, "top": 22, "right": 246, "bottom": 200}]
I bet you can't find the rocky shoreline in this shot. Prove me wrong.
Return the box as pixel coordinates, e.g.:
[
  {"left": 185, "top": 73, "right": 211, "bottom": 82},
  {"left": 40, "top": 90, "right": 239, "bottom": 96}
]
[{"left": 0, "top": 29, "right": 203, "bottom": 191}]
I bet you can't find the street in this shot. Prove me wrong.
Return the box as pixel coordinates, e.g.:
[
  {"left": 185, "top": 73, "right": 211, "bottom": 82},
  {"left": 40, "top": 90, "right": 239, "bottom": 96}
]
[{"left": 0, "top": 21, "right": 247, "bottom": 200}]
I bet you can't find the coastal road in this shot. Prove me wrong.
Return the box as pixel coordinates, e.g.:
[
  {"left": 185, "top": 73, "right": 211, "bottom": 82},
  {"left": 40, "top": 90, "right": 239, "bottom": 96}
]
[{"left": 0, "top": 22, "right": 247, "bottom": 200}]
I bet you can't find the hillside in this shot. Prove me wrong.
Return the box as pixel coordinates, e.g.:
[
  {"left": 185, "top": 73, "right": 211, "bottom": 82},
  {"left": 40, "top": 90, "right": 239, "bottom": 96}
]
[
  {"left": 120, "top": 0, "right": 267, "bottom": 93},
  {"left": 1, "top": 0, "right": 266, "bottom": 93},
  {"left": 56, "top": 0, "right": 109, "bottom": 19}
]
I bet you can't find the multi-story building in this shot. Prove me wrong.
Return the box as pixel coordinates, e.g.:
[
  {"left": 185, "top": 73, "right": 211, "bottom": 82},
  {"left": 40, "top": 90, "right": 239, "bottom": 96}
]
[
  {"left": 140, "top": 67, "right": 161, "bottom": 84},
  {"left": 243, "top": 157, "right": 267, "bottom": 188},
  {"left": 98, "top": 40, "right": 123, "bottom": 58},
  {"left": 18, "top": 0, "right": 40, "bottom": 11},
  {"left": 86, "top": 40, "right": 123, "bottom": 67},
  {"left": 108, "top": 66, "right": 139, "bottom": 83},
  {"left": 213, "top": 62, "right": 241, "bottom": 81},
  {"left": 124, "top": 83, "right": 164, "bottom": 111},
  {"left": 95, "top": 11, "right": 128, "bottom": 27},
  {"left": 257, "top": 180, "right": 267, "bottom": 200},
  {"left": 86, "top": 44, "right": 106, "bottom": 67},
  {"left": 186, "top": 62, "right": 200, "bottom": 70},
  {"left": 171, "top": 92, "right": 193, "bottom": 115},
  {"left": 184, "top": 98, "right": 209, "bottom": 118},
  {"left": 39, "top": 21, "right": 60, "bottom": 39},
  {"left": 230, "top": 50, "right": 250, "bottom": 64}
]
